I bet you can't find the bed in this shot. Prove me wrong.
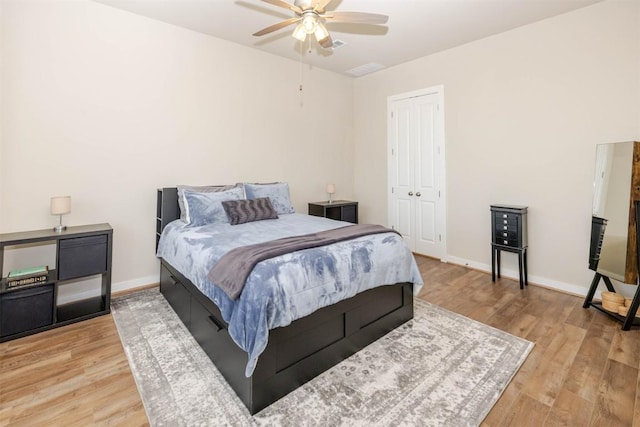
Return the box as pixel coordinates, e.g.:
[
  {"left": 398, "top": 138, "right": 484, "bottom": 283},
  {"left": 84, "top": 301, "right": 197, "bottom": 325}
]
[{"left": 155, "top": 185, "right": 423, "bottom": 414}]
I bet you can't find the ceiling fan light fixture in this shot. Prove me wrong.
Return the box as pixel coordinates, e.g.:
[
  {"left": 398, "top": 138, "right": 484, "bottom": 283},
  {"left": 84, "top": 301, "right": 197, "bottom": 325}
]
[
  {"left": 254, "top": 0, "right": 389, "bottom": 51},
  {"left": 302, "top": 13, "right": 317, "bottom": 34},
  {"left": 292, "top": 23, "right": 307, "bottom": 41},
  {"left": 314, "top": 22, "right": 329, "bottom": 42}
]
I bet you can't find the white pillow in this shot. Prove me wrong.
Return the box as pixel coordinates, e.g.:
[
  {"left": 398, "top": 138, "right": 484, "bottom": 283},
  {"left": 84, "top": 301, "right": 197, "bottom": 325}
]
[
  {"left": 177, "top": 183, "right": 242, "bottom": 222},
  {"left": 182, "top": 187, "right": 245, "bottom": 226},
  {"left": 244, "top": 182, "right": 295, "bottom": 215}
]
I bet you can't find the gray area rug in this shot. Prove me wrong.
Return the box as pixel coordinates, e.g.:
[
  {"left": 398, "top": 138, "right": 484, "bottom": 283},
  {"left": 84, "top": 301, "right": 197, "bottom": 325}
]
[{"left": 111, "top": 288, "right": 533, "bottom": 426}]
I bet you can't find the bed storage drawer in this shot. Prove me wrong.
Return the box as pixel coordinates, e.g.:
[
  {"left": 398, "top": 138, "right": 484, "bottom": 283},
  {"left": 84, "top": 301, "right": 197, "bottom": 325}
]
[
  {"left": 190, "top": 294, "right": 251, "bottom": 406},
  {"left": 275, "top": 315, "right": 344, "bottom": 372},
  {"left": 348, "top": 284, "right": 405, "bottom": 330},
  {"left": 160, "top": 264, "right": 191, "bottom": 326}
]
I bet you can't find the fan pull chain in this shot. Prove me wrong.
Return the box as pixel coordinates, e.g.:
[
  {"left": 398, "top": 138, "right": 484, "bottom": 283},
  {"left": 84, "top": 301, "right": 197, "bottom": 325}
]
[
  {"left": 299, "top": 40, "right": 304, "bottom": 107},
  {"left": 299, "top": 37, "right": 311, "bottom": 107}
]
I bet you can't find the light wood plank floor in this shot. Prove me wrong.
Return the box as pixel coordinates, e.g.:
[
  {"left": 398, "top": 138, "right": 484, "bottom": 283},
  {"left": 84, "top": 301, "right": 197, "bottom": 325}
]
[{"left": 1, "top": 256, "right": 639, "bottom": 426}]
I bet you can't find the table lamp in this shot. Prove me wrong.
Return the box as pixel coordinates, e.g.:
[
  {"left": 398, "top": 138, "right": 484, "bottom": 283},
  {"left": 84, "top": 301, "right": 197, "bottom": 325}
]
[
  {"left": 51, "top": 196, "right": 71, "bottom": 232},
  {"left": 326, "top": 184, "right": 336, "bottom": 204}
]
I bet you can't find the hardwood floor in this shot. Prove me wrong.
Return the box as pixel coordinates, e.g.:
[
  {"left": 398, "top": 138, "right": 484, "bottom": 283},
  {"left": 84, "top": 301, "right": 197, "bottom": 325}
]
[
  {"left": 1, "top": 256, "right": 638, "bottom": 426},
  {"left": 0, "top": 314, "right": 148, "bottom": 426},
  {"left": 413, "top": 256, "right": 640, "bottom": 427}
]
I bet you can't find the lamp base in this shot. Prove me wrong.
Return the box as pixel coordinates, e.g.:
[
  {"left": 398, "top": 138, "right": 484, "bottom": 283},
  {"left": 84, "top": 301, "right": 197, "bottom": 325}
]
[{"left": 53, "top": 225, "right": 67, "bottom": 233}]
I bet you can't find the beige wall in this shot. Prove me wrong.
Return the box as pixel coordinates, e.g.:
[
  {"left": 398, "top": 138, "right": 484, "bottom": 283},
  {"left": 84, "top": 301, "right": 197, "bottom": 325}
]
[
  {"left": 0, "top": 2, "right": 4, "bottom": 230},
  {"left": 3, "top": 0, "right": 639, "bottom": 298},
  {"left": 353, "top": 0, "right": 640, "bottom": 295},
  {"left": 0, "top": 0, "right": 354, "bottom": 293}
]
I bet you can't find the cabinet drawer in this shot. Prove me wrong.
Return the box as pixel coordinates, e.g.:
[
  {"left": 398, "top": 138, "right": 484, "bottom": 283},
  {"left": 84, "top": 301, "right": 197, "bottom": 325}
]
[
  {"left": 496, "top": 238, "right": 519, "bottom": 247},
  {"left": 0, "top": 284, "right": 54, "bottom": 337},
  {"left": 58, "top": 235, "right": 108, "bottom": 280},
  {"left": 495, "top": 230, "right": 518, "bottom": 240},
  {"left": 496, "top": 212, "right": 519, "bottom": 220},
  {"left": 495, "top": 222, "right": 518, "bottom": 232},
  {"left": 494, "top": 216, "right": 519, "bottom": 227}
]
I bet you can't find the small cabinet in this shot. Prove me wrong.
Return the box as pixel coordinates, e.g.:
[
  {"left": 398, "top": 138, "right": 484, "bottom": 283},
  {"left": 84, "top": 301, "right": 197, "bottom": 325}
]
[
  {"left": 491, "top": 205, "right": 528, "bottom": 289},
  {"left": 0, "top": 224, "right": 113, "bottom": 342},
  {"left": 492, "top": 208, "right": 527, "bottom": 248},
  {"left": 308, "top": 200, "right": 358, "bottom": 224}
]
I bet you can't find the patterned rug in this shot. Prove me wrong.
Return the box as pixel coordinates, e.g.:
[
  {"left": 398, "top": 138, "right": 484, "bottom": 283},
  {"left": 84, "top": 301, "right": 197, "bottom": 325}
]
[{"left": 111, "top": 288, "right": 533, "bottom": 426}]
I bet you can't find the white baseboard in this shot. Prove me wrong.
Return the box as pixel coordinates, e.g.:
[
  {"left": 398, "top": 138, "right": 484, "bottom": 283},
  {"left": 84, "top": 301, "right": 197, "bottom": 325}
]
[
  {"left": 57, "top": 274, "right": 158, "bottom": 305},
  {"left": 444, "top": 255, "right": 637, "bottom": 300},
  {"left": 111, "top": 275, "right": 159, "bottom": 294},
  {"left": 59, "top": 258, "right": 638, "bottom": 306}
]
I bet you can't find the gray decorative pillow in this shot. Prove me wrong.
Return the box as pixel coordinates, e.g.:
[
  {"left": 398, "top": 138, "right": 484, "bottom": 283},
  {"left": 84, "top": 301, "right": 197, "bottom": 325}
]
[
  {"left": 222, "top": 198, "right": 279, "bottom": 225},
  {"left": 177, "top": 183, "right": 243, "bottom": 222},
  {"left": 244, "top": 182, "right": 295, "bottom": 215},
  {"left": 182, "top": 187, "right": 244, "bottom": 226}
]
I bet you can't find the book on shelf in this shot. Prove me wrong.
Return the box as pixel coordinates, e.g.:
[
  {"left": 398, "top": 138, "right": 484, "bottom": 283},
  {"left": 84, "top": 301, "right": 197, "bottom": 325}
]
[
  {"left": 7, "top": 265, "right": 49, "bottom": 279},
  {"left": 6, "top": 274, "right": 49, "bottom": 289}
]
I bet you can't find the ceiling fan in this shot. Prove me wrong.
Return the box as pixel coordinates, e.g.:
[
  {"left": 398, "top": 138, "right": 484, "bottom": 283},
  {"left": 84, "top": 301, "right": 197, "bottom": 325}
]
[{"left": 252, "top": 0, "right": 388, "bottom": 49}]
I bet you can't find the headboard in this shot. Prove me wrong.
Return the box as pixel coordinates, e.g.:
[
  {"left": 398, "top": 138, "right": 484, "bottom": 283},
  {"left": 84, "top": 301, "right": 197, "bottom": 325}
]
[{"left": 156, "top": 187, "right": 179, "bottom": 251}]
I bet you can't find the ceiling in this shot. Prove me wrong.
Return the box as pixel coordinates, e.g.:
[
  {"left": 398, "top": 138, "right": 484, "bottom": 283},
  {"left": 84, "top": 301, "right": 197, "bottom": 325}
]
[{"left": 94, "top": 0, "right": 601, "bottom": 77}]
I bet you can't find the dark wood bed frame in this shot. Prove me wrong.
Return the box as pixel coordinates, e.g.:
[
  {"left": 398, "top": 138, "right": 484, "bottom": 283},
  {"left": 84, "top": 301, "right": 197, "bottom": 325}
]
[{"left": 156, "top": 187, "right": 414, "bottom": 414}]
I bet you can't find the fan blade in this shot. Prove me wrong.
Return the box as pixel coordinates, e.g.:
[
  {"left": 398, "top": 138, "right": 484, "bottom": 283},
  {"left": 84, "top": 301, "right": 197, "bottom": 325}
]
[
  {"left": 253, "top": 17, "right": 301, "bottom": 36},
  {"left": 260, "top": 0, "right": 302, "bottom": 14},
  {"left": 318, "top": 32, "right": 333, "bottom": 49},
  {"left": 323, "top": 11, "right": 388, "bottom": 25},
  {"left": 313, "top": 0, "right": 333, "bottom": 13}
]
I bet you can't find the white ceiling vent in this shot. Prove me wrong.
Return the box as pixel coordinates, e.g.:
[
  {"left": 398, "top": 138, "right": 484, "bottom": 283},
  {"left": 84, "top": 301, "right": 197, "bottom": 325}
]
[
  {"left": 345, "top": 62, "right": 385, "bottom": 77},
  {"left": 331, "top": 39, "right": 346, "bottom": 49}
]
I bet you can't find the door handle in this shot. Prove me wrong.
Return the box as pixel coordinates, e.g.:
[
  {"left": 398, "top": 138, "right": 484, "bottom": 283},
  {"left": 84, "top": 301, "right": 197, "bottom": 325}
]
[
  {"left": 408, "top": 192, "right": 414, "bottom": 196},
  {"left": 416, "top": 192, "right": 421, "bottom": 197}
]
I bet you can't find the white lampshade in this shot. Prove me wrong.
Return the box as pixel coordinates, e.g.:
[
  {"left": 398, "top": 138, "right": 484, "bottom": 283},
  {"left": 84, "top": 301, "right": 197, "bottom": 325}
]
[
  {"left": 314, "top": 23, "right": 329, "bottom": 43},
  {"left": 302, "top": 14, "right": 317, "bottom": 34},
  {"left": 292, "top": 23, "right": 307, "bottom": 42},
  {"left": 326, "top": 184, "right": 336, "bottom": 194},
  {"left": 51, "top": 196, "right": 71, "bottom": 215}
]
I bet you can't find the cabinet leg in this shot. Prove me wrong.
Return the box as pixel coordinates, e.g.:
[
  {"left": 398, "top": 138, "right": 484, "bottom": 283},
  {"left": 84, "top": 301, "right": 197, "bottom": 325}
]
[
  {"left": 517, "top": 251, "right": 524, "bottom": 290},
  {"left": 496, "top": 250, "right": 501, "bottom": 278},
  {"left": 523, "top": 249, "right": 528, "bottom": 286},
  {"left": 491, "top": 247, "right": 496, "bottom": 282}
]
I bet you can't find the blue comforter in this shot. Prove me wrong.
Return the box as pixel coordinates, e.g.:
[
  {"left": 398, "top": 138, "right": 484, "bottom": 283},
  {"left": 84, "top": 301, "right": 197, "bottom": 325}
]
[{"left": 156, "top": 213, "right": 423, "bottom": 377}]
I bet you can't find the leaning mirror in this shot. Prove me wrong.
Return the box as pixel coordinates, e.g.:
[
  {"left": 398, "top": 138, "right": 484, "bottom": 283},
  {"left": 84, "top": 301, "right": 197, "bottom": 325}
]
[{"left": 590, "top": 141, "right": 638, "bottom": 284}]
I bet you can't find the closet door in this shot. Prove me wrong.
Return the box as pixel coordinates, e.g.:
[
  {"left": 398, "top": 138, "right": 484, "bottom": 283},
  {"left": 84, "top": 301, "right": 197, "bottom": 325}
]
[
  {"left": 389, "top": 98, "right": 416, "bottom": 249},
  {"left": 389, "top": 91, "right": 443, "bottom": 259},
  {"left": 414, "top": 94, "right": 439, "bottom": 256}
]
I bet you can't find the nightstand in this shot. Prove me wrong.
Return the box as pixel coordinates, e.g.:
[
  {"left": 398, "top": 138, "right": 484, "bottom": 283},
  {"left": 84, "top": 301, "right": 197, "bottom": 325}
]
[
  {"left": 308, "top": 200, "right": 358, "bottom": 224},
  {"left": 491, "top": 205, "right": 528, "bottom": 289}
]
